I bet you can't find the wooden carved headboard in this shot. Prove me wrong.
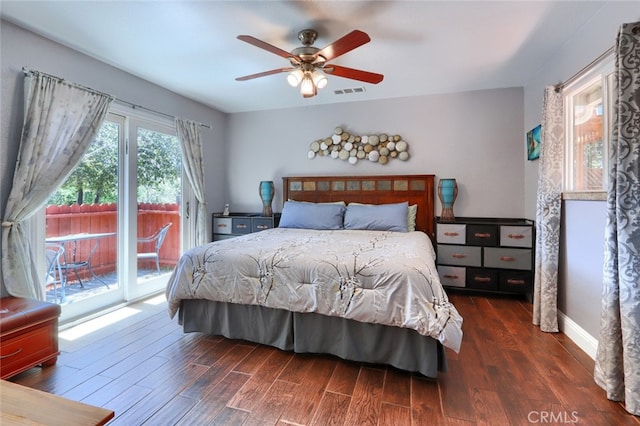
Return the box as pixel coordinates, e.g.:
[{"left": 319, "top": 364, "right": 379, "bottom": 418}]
[{"left": 282, "top": 175, "right": 435, "bottom": 240}]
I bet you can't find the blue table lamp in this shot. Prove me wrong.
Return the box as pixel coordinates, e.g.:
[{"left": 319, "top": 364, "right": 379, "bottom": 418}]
[
  {"left": 259, "top": 181, "right": 275, "bottom": 216},
  {"left": 438, "top": 178, "right": 458, "bottom": 222}
]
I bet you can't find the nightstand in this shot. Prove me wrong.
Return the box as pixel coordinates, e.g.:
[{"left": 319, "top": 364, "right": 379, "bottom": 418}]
[
  {"left": 436, "top": 217, "right": 535, "bottom": 296},
  {"left": 212, "top": 212, "right": 281, "bottom": 241}
]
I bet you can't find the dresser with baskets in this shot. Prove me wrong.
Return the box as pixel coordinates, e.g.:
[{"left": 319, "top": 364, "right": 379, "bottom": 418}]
[{"left": 436, "top": 217, "right": 535, "bottom": 296}]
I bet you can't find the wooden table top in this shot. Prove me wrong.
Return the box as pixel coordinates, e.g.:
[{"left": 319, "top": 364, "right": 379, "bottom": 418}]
[{"left": 0, "top": 380, "right": 114, "bottom": 425}]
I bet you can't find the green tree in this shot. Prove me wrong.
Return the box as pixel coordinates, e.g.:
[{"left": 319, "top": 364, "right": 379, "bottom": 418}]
[
  {"left": 47, "top": 122, "right": 118, "bottom": 205},
  {"left": 48, "top": 122, "right": 182, "bottom": 206},
  {"left": 137, "top": 128, "right": 181, "bottom": 203}
]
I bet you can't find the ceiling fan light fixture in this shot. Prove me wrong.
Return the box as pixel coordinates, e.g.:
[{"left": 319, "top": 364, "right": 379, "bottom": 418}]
[
  {"left": 287, "top": 69, "right": 303, "bottom": 87},
  {"left": 300, "top": 74, "right": 316, "bottom": 97},
  {"left": 312, "top": 70, "right": 328, "bottom": 89},
  {"left": 236, "top": 28, "right": 383, "bottom": 98}
]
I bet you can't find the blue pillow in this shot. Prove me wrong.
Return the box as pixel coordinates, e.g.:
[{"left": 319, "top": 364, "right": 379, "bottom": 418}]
[
  {"left": 344, "top": 202, "right": 409, "bottom": 232},
  {"left": 279, "top": 201, "right": 345, "bottom": 230}
]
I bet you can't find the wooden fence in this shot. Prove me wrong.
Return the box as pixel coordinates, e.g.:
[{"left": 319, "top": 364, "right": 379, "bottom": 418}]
[{"left": 46, "top": 203, "right": 180, "bottom": 281}]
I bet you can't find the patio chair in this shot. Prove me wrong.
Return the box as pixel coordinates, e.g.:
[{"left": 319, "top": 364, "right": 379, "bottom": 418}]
[
  {"left": 137, "top": 222, "right": 172, "bottom": 273},
  {"left": 45, "top": 243, "right": 65, "bottom": 303},
  {"left": 60, "top": 240, "right": 101, "bottom": 289}
]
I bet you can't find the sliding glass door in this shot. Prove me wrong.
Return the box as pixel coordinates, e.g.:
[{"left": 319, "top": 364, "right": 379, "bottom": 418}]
[
  {"left": 128, "top": 121, "right": 182, "bottom": 299},
  {"left": 43, "top": 108, "right": 188, "bottom": 323},
  {"left": 44, "top": 113, "right": 124, "bottom": 320}
]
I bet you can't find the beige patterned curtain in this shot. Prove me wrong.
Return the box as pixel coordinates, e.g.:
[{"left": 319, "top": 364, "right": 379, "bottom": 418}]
[
  {"left": 533, "top": 86, "right": 564, "bottom": 332},
  {"left": 594, "top": 21, "right": 640, "bottom": 416},
  {"left": 176, "top": 118, "right": 208, "bottom": 246},
  {"left": 1, "top": 71, "right": 113, "bottom": 300}
]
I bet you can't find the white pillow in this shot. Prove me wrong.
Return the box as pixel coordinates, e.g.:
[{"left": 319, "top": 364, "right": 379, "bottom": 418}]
[{"left": 407, "top": 204, "right": 418, "bottom": 232}]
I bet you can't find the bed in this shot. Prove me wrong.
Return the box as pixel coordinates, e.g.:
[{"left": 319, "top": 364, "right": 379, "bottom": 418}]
[{"left": 166, "top": 175, "right": 463, "bottom": 378}]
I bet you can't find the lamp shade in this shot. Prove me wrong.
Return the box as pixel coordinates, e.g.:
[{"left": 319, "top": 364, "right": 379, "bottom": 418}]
[
  {"left": 287, "top": 69, "right": 303, "bottom": 87},
  {"left": 300, "top": 75, "right": 315, "bottom": 96},
  {"left": 312, "top": 70, "right": 328, "bottom": 89},
  {"left": 437, "top": 178, "right": 458, "bottom": 221}
]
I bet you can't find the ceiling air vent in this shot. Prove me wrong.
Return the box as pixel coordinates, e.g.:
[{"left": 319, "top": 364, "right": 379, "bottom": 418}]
[{"left": 334, "top": 87, "right": 366, "bottom": 95}]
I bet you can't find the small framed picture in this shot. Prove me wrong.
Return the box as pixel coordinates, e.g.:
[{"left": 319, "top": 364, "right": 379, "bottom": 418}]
[{"left": 527, "top": 124, "right": 541, "bottom": 161}]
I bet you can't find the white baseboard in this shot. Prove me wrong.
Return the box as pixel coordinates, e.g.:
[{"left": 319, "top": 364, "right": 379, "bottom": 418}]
[{"left": 558, "top": 311, "right": 598, "bottom": 360}]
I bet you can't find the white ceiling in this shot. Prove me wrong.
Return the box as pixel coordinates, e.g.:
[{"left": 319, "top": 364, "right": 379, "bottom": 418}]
[{"left": 1, "top": 1, "right": 607, "bottom": 113}]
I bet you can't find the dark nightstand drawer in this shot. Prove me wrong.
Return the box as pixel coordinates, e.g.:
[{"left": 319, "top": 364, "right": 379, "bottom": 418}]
[
  {"left": 213, "top": 217, "right": 233, "bottom": 235},
  {"left": 467, "top": 268, "right": 498, "bottom": 291},
  {"left": 252, "top": 218, "right": 274, "bottom": 232},
  {"left": 232, "top": 217, "right": 252, "bottom": 234},
  {"left": 499, "top": 270, "right": 532, "bottom": 293},
  {"left": 466, "top": 224, "right": 499, "bottom": 246}
]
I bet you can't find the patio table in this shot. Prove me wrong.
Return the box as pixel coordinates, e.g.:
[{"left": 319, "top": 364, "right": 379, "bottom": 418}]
[{"left": 45, "top": 232, "right": 116, "bottom": 301}]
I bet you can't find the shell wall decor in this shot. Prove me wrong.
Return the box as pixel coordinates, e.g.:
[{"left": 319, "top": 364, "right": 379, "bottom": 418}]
[{"left": 308, "top": 127, "right": 410, "bottom": 165}]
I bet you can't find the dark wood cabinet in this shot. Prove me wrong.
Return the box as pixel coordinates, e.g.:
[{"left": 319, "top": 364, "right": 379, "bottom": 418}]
[
  {"left": 212, "top": 213, "right": 280, "bottom": 241},
  {"left": 436, "top": 217, "right": 534, "bottom": 297}
]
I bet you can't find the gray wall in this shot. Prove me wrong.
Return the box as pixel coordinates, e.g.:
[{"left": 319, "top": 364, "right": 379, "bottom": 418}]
[
  {"left": 523, "top": 3, "right": 638, "bottom": 339},
  {"left": 0, "top": 20, "right": 227, "bottom": 295},
  {"left": 225, "top": 88, "right": 525, "bottom": 218},
  {"left": 560, "top": 200, "right": 607, "bottom": 337}
]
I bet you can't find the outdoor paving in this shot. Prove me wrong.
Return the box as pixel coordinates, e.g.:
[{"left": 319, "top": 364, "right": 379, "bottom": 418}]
[{"left": 45, "top": 268, "right": 173, "bottom": 305}]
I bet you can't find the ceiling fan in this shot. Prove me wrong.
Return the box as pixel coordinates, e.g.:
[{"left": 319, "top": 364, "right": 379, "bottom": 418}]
[{"left": 235, "top": 29, "right": 384, "bottom": 98}]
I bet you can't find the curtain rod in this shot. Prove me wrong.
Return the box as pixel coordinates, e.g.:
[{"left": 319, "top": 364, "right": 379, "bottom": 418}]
[
  {"left": 22, "top": 67, "right": 114, "bottom": 100},
  {"left": 114, "top": 98, "right": 211, "bottom": 129},
  {"left": 22, "top": 67, "right": 211, "bottom": 129},
  {"left": 554, "top": 46, "right": 614, "bottom": 92}
]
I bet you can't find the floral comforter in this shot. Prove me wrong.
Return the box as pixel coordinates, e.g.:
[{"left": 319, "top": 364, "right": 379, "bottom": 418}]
[{"left": 166, "top": 228, "right": 463, "bottom": 352}]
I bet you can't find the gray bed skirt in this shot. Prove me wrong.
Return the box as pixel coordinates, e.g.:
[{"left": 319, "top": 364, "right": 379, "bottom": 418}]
[{"left": 179, "top": 299, "right": 446, "bottom": 378}]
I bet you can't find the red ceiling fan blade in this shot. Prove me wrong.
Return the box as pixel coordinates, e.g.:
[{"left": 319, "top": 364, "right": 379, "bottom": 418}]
[
  {"left": 324, "top": 65, "right": 384, "bottom": 84},
  {"left": 235, "top": 67, "right": 294, "bottom": 81},
  {"left": 237, "top": 35, "right": 300, "bottom": 61},
  {"left": 315, "top": 30, "right": 371, "bottom": 62}
]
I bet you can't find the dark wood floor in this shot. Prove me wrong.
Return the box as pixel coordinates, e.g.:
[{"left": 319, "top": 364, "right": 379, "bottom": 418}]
[{"left": 9, "top": 293, "right": 640, "bottom": 425}]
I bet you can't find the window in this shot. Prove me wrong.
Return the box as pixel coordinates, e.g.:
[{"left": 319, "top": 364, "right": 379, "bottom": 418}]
[{"left": 564, "top": 55, "right": 614, "bottom": 192}]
